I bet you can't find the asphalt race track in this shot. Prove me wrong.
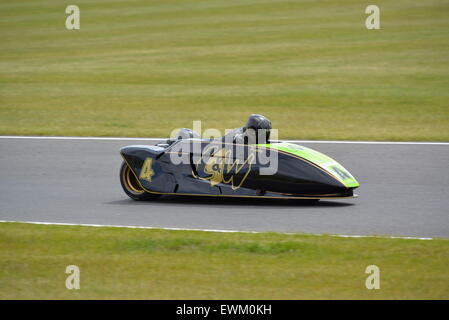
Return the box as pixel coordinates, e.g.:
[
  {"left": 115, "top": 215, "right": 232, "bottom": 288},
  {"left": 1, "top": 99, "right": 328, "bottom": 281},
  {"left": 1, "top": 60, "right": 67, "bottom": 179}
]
[{"left": 1, "top": 138, "right": 448, "bottom": 238}]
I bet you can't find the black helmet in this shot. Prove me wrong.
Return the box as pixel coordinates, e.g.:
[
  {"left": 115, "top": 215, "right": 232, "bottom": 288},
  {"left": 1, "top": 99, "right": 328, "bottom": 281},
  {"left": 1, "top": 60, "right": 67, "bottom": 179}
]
[
  {"left": 244, "top": 114, "right": 272, "bottom": 143},
  {"left": 245, "top": 114, "right": 271, "bottom": 131}
]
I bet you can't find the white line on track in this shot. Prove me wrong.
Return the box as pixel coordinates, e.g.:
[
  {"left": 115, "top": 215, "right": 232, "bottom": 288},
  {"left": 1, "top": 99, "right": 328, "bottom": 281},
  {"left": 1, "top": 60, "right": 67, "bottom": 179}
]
[
  {"left": 0, "top": 135, "right": 448, "bottom": 145},
  {"left": 0, "top": 220, "right": 435, "bottom": 240},
  {"left": 283, "top": 140, "right": 449, "bottom": 145}
]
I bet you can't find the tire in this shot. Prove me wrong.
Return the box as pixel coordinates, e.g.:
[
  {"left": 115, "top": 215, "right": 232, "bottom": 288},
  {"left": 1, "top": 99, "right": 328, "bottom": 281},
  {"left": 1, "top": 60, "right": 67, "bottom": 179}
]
[{"left": 119, "top": 161, "right": 160, "bottom": 201}]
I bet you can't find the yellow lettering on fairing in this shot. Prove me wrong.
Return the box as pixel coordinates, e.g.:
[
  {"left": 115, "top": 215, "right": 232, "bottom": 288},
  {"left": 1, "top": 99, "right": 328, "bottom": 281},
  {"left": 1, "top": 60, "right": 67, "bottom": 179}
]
[{"left": 197, "top": 146, "right": 256, "bottom": 190}]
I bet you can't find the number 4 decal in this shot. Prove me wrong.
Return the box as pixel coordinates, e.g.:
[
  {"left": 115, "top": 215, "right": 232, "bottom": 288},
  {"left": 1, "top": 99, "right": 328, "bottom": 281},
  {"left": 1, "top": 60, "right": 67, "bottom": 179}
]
[
  {"left": 139, "top": 158, "right": 155, "bottom": 182},
  {"left": 331, "top": 165, "right": 352, "bottom": 180}
]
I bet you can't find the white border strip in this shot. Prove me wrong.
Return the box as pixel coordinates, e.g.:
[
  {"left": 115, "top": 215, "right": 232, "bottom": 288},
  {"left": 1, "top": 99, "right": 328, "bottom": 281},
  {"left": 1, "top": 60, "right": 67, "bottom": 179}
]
[
  {"left": 0, "top": 135, "right": 448, "bottom": 145},
  {"left": 0, "top": 220, "right": 435, "bottom": 240},
  {"left": 0, "top": 136, "right": 164, "bottom": 141}
]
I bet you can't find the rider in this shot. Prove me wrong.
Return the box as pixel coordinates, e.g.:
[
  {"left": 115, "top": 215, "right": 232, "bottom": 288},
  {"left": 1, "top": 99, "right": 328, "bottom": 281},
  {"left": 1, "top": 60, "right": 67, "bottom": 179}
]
[
  {"left": 224, "top": 114, "right": 272, "bottom": 144},
  {"left": 167, "top": 114, "right": 272, "bottom": 146}
]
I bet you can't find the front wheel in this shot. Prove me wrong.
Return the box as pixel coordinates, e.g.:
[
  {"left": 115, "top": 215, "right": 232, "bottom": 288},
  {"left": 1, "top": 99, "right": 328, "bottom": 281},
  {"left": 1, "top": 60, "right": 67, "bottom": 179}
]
[{"left": 119, "top": 162, "right": 160, "bottom": 200}]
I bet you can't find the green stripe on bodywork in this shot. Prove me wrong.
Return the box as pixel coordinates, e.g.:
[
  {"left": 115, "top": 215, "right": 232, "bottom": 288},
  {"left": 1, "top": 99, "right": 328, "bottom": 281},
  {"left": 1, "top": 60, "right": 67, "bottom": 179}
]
[{"left": 258, "top": 143, "right": 360, "bottom": 188}]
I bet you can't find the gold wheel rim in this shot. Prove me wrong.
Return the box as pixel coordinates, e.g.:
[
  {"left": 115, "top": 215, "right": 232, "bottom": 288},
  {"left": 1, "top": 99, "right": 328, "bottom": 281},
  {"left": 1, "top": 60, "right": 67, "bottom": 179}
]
[{"left": 123, "top": 165, "right": 144, "bottom": 194}]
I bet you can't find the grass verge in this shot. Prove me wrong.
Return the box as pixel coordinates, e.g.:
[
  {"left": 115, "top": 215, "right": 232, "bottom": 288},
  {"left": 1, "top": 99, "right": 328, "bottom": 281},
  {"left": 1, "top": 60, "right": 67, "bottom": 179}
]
[
  {"left": 0, "top": 222, "right": 448, "bottom": 299},
  {"left": 0, "top": 0, "right": 448, "bottom": 140}
]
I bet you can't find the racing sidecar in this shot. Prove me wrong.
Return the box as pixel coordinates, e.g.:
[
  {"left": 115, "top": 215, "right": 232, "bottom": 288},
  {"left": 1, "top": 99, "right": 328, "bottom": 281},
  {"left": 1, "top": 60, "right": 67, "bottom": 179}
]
[{"left": 119, "top": 137, "right": 359, "bottom": 201}]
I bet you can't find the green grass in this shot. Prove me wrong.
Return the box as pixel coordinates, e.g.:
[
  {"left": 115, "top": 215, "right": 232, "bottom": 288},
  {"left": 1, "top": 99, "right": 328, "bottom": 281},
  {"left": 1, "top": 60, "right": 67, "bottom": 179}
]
[
  {"left": 0, "top": 222, "right": 448, "bottom": 299},
  {"left": 0, "top": 0, "right": 448, "bottom": 140}
]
